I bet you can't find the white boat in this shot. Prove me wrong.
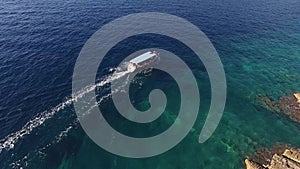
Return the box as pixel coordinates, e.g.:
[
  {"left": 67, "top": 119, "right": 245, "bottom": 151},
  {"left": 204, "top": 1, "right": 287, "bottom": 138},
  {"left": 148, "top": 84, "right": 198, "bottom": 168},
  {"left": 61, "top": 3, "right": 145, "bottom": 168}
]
[{"left": 127, "top": 51, "right": 159, "bottom": 72}]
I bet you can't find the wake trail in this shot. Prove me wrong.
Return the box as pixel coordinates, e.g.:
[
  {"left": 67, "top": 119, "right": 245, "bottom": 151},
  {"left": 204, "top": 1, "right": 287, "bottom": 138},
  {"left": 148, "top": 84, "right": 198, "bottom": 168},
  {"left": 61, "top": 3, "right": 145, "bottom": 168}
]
[{"left": 0, "top": 68, "right": 132, "bottom": 154}]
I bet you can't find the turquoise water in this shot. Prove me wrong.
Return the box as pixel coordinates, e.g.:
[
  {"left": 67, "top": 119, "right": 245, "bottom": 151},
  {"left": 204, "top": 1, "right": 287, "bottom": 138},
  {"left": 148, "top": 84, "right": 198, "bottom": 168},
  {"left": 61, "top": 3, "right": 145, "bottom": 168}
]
[
  {"left": 0, "top": 0, "right": 300, "bottom": 168},
  {"left": 6, "top": 32, "right": 300, "bottom": 169}
]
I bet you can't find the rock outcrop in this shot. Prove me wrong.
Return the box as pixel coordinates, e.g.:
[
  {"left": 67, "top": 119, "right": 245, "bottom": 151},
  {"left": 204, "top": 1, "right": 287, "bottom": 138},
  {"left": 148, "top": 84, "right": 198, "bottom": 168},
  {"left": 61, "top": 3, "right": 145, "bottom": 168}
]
[
  {"left": 283, "top": 149, "right": 300, "bottom": 164},
  {"left": 245, "top": 146, "right": 300, "bottom": 169},
  {"left": 269, "top": 153, "right": 300, "bottom": 169},
  {"left": 294, "top": 93, "right": 300, "bottom": 103},
  {"left": 245, "top": 159, "right": 265, "bottom": 169}
]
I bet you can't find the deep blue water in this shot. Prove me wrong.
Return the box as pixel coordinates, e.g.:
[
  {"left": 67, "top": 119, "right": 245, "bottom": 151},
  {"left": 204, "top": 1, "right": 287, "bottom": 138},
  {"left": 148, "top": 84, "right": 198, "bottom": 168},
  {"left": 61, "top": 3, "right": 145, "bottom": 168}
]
[{"left": 0, "top": 0, "right": 300, "bottom": 168}]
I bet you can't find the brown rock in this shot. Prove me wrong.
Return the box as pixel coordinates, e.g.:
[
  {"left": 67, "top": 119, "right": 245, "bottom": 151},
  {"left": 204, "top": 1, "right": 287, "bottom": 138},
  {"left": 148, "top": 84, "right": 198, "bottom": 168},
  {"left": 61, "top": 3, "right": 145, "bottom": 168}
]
[
  {"left": 257, "top": 93, "right": 300, "bottom": 123},
  {"left": 294, "top": 93, "right": 300, "bottom": 104},
  {"left": 283, "top": 149, "right": 300, "bottom": 164},
  {"left": 257, "top": 95, "right": 280, "bottom": 113},
  {"left": 245, "top": 159, "right": 266, "bottom": 169},
  {"left": 278, "top": 93, "right": 300, "bottom": 122},
  {"left": 249, "top": 143, "right": 290, "bottom": 166},
  {"left": 269, "top": 154, "right": 300, "bottom": 169},
  {"left": 245, "top": 145, "right": 300, "bottom": 169}
]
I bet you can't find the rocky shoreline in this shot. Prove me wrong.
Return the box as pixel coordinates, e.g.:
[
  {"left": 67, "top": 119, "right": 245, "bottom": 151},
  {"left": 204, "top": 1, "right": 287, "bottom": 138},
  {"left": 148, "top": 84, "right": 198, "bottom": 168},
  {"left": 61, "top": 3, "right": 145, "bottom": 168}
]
[
  {"left": 245, "top": 93, "right": 300, "bottom": 169},
  {"left": 245, "top": 145, "right": 300, "bottom": 169}
]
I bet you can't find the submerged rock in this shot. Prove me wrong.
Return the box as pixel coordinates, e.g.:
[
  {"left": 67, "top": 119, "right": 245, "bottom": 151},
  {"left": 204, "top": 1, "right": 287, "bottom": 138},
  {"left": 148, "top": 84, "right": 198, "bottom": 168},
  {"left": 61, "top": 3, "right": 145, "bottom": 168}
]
[
  {"left": 257, "top": 95, "right": 280, "bottom": 113},
  {"left": 245, "top": 144, "right": 300, "bottom": 169},
  {"left": 278, "top": 93, "right": 300, "bottom": 122},
  {"left": 257, "top": 93, "right": 300, "bottom": 123}
]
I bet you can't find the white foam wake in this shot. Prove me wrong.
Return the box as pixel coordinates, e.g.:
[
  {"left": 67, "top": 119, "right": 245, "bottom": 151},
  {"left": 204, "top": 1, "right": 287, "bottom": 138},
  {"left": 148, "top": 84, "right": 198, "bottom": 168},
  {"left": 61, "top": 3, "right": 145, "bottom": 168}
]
[{"left": 0, "top": 68, "right": 132, "bottom": 154}]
